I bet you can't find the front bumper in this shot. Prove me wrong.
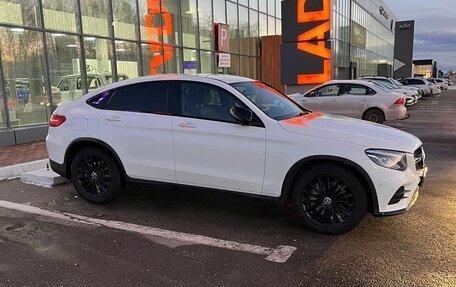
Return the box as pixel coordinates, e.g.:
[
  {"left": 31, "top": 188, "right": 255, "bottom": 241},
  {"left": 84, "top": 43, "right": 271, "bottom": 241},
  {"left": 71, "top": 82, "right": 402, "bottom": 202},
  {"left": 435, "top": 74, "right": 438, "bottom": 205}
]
[{"left": 375, "top": 166, "right": 427, "bottom": 216}]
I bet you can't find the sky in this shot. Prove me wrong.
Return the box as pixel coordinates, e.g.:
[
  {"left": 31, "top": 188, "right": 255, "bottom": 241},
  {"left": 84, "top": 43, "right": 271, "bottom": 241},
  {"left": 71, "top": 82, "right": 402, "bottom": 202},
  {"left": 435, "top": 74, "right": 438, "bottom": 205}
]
[{"left": 385, "top": 0, "right": 456, "bottom": 71}]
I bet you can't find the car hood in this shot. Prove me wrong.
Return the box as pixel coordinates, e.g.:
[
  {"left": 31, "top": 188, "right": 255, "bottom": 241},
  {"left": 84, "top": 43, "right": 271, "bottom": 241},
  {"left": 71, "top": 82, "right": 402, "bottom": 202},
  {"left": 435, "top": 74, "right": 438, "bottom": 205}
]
[{"left": 279, "top": 113, "right": 421, "bottom": 153}]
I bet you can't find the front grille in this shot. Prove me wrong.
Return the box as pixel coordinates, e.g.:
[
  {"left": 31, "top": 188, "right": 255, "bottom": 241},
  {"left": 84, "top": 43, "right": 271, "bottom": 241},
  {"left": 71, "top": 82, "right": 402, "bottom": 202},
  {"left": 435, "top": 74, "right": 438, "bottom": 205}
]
[{"left": 414, "top": 146, "right": 425, "bottom": 170}]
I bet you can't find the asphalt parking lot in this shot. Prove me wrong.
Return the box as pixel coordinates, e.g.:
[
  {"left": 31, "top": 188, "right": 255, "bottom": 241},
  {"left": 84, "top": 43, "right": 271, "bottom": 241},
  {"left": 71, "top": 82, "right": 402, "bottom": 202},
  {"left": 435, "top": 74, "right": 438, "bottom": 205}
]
[{"left": 0, "top": 90, "right": 455, "bottom": 286}]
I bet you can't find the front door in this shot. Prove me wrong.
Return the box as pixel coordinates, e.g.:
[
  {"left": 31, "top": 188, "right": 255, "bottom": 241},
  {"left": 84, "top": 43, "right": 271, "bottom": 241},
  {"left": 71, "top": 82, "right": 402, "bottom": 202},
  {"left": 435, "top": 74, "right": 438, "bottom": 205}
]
[
  {"left": 338, "top": 84, "right": 374, "bottom": 118},
  {"left": 171, "top": 81, "right": 266, "bottom": 194}
]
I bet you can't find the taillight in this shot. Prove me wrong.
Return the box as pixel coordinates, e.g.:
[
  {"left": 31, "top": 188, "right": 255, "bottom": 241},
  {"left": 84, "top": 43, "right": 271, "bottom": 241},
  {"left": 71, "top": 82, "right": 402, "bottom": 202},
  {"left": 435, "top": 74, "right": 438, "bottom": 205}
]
[
  {"left": 394, "top": 98, "right": 405, "bottom": 106},
  {"left": 49, "top": 114, "right": 66, "bottom": 127}
]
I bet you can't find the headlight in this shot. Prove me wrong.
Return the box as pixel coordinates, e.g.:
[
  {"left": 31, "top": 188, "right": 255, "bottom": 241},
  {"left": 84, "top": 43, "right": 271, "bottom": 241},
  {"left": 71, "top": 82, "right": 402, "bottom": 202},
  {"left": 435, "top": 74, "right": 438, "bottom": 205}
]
[{"left": 365, "top": 149, "right": 407, "bottom": 171}]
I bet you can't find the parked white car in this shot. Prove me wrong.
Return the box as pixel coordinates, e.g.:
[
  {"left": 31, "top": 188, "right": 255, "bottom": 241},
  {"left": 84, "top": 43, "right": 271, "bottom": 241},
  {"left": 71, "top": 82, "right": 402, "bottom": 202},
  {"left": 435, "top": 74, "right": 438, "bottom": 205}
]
[
  {"left": 361, "top": 79, "right": 418, "bottom": 106},
  {"left": 56, "top": 73, "right": 129, "bottom": 103},
  {"left": 428, "top": 81, "right": 442, "bottom": 95},
  {"left": 428, "top": 78, "right": 448, "bottom": 90},
  {"left": 361, "top": 76, "right": 421, "bottom": 98},
  {"left": 288, "top": 80, "right": 408, "bottom": 124},
  {"left": 46, "top": 74, "right": 426, "bottom": 235},
  {"left": 400, "top": 78, "right": 432, "bottom": 96}
]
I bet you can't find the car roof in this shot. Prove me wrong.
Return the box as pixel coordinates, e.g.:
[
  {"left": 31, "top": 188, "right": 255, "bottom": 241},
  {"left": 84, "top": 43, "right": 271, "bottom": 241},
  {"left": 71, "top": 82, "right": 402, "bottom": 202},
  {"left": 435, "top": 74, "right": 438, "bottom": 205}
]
[
  {"left": 324, "top": 79, "right": 378, "bottom": 87},
  {"left": 360, "top": 76, "right": 389, "bottom": 80}
]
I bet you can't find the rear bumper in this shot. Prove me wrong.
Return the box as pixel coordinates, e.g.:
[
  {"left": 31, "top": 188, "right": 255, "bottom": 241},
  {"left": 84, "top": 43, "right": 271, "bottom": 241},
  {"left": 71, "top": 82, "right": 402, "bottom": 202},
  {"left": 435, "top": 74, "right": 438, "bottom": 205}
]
[
  {"left": 50, "top": 159, "right": 69, "bottom": 179},
  {"left": 385, "top": 107, "right": 407, "bottom": 121}
]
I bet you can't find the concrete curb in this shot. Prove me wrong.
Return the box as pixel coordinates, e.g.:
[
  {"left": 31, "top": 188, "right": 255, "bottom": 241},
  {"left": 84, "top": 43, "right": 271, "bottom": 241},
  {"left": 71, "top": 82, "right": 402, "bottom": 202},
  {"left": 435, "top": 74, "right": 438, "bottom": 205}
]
[
  {"left": 21, "top": 168, "right": 69, "bottom": 188},
  {"left": 0, "top": 159, "right": 50, "bottom": 181}
]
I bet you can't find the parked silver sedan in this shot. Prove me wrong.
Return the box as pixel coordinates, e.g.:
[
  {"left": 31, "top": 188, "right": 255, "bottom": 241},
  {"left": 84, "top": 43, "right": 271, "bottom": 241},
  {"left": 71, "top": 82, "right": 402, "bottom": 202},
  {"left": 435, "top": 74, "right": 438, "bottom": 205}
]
[{"left": 288, "top": 80, "right": 408, "bottom": 124}]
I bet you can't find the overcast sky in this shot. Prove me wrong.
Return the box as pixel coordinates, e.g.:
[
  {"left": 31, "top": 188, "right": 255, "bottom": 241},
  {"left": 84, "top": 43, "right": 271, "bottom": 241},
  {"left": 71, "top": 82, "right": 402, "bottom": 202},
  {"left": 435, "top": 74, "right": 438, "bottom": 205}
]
[{"left": 385, "top": 0, "right": 456, "bottom": 71}]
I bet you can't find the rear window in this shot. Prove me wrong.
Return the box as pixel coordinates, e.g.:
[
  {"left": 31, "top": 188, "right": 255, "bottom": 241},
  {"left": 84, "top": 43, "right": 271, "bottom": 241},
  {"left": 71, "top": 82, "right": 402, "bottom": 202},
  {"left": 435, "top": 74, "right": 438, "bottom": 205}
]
[{"left": 87, "top": 88, "right": 126, "bottom": 111}]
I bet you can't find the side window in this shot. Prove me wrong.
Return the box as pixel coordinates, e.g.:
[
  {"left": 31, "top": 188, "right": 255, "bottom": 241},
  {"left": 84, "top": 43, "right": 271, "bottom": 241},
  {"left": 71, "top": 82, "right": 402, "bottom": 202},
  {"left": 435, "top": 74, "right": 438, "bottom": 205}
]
[
  {"left": 126, "top": 81, "right": 168, "bottom": 114},
  {"left": 180, "top": 82, "right": 245, "bottom": 123},
  {"left": 58, "top": 79, "right": 70, "bottom": 91},
  {"left": 87, "top": 76, "right": 100, "bottom": 89},
  {"left": 313, "top": 84, "right": 341, "bottom": 97},
  {"left": 87, "top": 88, "right": 126, "bottom": 111},
  {"left": 344, "top": 84, "right": 371, "bottom": 96}
]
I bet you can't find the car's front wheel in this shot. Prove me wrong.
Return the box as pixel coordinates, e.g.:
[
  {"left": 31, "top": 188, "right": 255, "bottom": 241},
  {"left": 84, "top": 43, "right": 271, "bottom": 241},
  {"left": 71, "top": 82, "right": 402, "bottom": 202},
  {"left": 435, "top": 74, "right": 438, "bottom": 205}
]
[
  {"left": 292, "top": 164, "right": 367, "bottom": 235},
  {"left": 70, "top": 147, "right": 121, "bottom": 203}
]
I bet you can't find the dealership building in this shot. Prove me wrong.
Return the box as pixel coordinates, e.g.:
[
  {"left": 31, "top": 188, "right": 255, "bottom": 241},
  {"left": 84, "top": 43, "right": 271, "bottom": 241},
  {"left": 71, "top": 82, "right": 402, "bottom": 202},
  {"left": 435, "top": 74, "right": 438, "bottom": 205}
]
[{"left": 0, "top": 0, "right": 411, "bottom": 146}]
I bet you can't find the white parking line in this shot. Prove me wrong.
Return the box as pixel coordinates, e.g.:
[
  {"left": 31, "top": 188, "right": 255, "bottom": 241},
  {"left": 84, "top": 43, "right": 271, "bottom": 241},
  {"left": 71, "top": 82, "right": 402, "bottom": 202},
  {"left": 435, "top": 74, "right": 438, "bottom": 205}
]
[{"left": 0, "top": 200, "right": 297, "bottom": 263}]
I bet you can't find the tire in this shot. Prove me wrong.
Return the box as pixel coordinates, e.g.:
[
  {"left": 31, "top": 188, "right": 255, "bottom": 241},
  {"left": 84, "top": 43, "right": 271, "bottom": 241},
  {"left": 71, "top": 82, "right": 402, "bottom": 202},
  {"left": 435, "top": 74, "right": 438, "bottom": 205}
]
[
  {"left": 363, "top": 109, "right": 385, "bottom": 124},
  {"left": 292, "top": 164, "right": 367, "bottom": 235},
  {"left": 70, "top": 147, "right": 121, "bottom": 203}
]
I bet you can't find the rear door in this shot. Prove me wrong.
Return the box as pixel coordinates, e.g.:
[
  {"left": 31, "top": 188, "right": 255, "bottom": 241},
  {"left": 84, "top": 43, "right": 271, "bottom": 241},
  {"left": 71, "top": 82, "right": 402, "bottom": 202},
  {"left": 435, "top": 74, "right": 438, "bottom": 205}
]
[
  {"left": 96, "top": 81, "right": 175, "bottom": 182},
  {"left": 338, "top": 84, "right": 375, "bottom": 118}
]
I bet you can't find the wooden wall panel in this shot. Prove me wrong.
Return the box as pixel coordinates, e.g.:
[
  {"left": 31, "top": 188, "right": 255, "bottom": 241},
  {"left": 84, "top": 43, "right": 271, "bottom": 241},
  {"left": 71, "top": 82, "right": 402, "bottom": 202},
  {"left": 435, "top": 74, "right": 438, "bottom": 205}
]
[{"left": 260, "top": 35, "right": 285, "bottom": 93}]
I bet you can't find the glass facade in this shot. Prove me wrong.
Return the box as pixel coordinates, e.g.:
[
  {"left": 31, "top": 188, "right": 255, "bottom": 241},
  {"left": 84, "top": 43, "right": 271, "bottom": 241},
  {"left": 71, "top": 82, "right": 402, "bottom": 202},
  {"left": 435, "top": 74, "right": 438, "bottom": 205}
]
[
  {"left": 332, "top": 0, "right": 396, "bottom": 79},
  {"left": 0, "top": 0, "right": 280, "bottom": 141}
]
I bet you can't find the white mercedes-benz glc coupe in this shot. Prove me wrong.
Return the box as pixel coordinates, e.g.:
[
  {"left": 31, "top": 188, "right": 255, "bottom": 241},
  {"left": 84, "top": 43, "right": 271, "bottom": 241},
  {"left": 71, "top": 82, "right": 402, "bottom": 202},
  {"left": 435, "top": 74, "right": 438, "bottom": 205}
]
[{"left": 46, "top": 74, "right": 427, "bottom": 234}]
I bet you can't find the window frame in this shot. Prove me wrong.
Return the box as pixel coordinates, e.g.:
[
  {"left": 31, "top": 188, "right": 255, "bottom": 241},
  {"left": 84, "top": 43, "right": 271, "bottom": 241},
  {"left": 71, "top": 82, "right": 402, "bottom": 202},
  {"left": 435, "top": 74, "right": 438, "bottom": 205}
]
[
  {"left": 86, "top": 80, "right": 173, "bottom": 115},
  {"left": 171, "top": 81, "right": 264, "bottom": 127}
]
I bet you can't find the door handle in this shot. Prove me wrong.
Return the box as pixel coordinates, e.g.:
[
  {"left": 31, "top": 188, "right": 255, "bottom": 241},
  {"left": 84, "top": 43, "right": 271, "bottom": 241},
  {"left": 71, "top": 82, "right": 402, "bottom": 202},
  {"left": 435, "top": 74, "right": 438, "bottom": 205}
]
[
  {"left": 105, "top": 116, "right": 122, "bottom": 122},
  {"left": 361, "top": 99, "right": 369, "bottom": 102},
  {"left": 178, "top": 122, "right": 196, "bottom": 128},
  {"left": 330, "top": 99, "right": 337, "bottom": 103}
]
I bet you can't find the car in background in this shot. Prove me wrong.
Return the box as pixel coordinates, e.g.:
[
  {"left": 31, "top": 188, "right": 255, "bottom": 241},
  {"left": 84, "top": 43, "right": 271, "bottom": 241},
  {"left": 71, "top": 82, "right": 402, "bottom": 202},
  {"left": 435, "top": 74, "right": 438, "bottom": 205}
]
[
  {"left": 46, "top": 74, "right": 427, "bottom": 235},
  {"left": 56, "top": 73, "right": 129, "bottom": 103},
  {"left": 361, "top": 79, "right": 418, "bottom": 106},
  {"left": 428, "top": 78, "right": 448, "bottom": 90},
  {"left": 361, "top": 76, "right": 421, "bottom": 98},
  {"left": 400, "top": 78, "right": 432, "bottom": 96},
  {"left": 288, "top": 80, "right": 407, "bottom": 124}
]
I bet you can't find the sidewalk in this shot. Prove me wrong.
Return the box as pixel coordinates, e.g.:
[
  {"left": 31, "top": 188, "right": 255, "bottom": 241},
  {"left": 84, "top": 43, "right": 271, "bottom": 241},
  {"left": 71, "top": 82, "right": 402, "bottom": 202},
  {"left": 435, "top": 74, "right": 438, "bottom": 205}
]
[{"left": 0, "top": 141, "right": 48, "bottom": 168}]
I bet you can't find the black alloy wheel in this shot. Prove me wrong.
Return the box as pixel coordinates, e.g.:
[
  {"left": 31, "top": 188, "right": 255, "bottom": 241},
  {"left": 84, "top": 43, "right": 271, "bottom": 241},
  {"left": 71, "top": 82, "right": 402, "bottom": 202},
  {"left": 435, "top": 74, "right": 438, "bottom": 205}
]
[
  {"left": 71, "top": 147, "right": 121, "bottom": 203},
  {"left": 293, "top": 165, "right": 367, "bottom": 235},
  {"left": 300, "top": 176, "right": 354, "bottom": 227}
]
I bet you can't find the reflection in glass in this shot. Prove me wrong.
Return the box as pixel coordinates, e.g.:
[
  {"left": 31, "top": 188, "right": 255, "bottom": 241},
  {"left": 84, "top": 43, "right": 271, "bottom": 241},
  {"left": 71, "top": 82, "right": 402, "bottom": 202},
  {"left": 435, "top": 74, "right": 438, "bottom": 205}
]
[
  {"left": 46, "top": 33, "right": 81, "bottom": 105},
  {"left": 198, "top": 0, "right": 213, "bottom": 50},
  {"left": 141, "top": 43, "right": 165, "bottom": 75},
  {"left": 259, "top": 13, "right": 267, "bottom": 36},
  {"left": 115, "top": 41, "right": 138, "bottom": 80},
  {"left": 182, "top": 0, "right": 197, "bottom": 48},
  {"left": 249, "top": 9, "right": 259, "bottom": 56},
  {"left": 183, "top": 49, "right": 198, "bottom": 74},
  {"left": 113, "top": 0, "right": 138, "bottom": 40},
  {"left": 227, "top": 2, "right": 238, "bottom": 53},
  {"left": 0, "top": 79, "right": 7, "bottom": 128},
  {"left": 165, "top": 46, "right": 182, "bottom": 73},
  {"left": 42, "top": 0, "right": 77, "bottom": 32},
  {"left": 200, "top": 51, "right": 213, "bottom": 73},
  {"left": 0, "top": 27, "right": 50, "bottom": 126},
  {"left": 259, "top": 0, "right": 267, "bottom": 12},
  {"left": 239, "top": 6, "right": 249, "bottom": 55},
  {"left": 268, "top": 16, "right": 275, "bottom": 35},
  {"left": 240, "top": 56, "right": 249, "bottom": 77},
  {"left": 0, "top": 0, "right": 41, "bottom": 27},
  {"left": 228, "top": 54, "right": 239, "bottom": 76},
  {"left": 80, "top": 0, "right": 109, "bottom": 37},
  {"left": 249, "top": 0, "right": 258, "bottom": 9},
  {"left": 213, "top": 0, "right": 226, "bottom": 24}
]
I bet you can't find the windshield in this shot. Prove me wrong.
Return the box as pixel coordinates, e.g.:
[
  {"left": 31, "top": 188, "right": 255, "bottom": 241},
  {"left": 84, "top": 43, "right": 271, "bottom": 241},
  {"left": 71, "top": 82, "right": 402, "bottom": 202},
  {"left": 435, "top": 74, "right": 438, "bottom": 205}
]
[
  {"left": 392, "top": 79, "right": 404, "bottom": 86},
  {"left": 231, "top": 81, "right": 307, "bottom": 121}
]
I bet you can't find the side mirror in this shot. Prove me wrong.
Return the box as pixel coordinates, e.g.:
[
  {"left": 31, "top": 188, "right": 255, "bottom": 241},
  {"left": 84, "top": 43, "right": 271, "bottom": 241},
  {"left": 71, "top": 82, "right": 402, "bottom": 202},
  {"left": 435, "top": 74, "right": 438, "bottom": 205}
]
[{"left": 230, "top": 106, "right": 253, "bottom": 125}]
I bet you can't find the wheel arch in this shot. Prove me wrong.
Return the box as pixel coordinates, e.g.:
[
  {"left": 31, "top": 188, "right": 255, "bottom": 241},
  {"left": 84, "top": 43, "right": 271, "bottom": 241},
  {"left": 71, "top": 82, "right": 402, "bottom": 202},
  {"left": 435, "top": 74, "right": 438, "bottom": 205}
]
[
  {"left": 362, "top": 107, "right": 385, "bottom": 120},
  {"left": 64, "top": 138, "right": 127, "bottom": 180},
  {"left": 279, "top": 156, "right": 379, "bottom": 214}
]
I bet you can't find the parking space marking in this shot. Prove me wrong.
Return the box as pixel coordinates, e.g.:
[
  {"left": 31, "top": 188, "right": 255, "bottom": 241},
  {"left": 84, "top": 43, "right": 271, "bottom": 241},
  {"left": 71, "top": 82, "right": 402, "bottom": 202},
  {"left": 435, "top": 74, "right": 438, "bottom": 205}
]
[{"left": 0, "top": 200, "right": 297, "bottom": 263}]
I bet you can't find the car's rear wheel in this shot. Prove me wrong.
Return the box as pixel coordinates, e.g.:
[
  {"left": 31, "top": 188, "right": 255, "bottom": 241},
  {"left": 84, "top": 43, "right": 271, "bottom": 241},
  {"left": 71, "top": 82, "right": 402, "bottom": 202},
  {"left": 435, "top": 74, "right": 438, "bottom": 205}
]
[
  {"left": 363, "top": 109, "right": 385, "bottom": 124},
  {"left": 70, "top": 147, "right": 121, "bottom": 203},
  {"left": 292, "top": 164, "right": 367, "bottom": 235}
]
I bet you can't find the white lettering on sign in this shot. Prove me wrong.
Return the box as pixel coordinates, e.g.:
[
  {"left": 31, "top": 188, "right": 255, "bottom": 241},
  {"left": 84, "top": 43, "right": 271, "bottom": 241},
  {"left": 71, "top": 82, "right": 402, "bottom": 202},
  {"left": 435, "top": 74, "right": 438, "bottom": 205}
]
[{"left": 218, "top": 53, "right": 231, "bottom": 68}]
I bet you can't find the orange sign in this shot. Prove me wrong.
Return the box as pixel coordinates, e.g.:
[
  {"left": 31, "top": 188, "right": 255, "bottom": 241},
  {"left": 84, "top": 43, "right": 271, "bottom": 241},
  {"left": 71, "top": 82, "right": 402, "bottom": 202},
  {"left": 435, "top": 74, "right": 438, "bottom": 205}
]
[
  {"left": 296, "top": 0, "right": 331, "bottom": 84},
  {"left": 145, "top": 0, "right": 174, "bottom": 74}
]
